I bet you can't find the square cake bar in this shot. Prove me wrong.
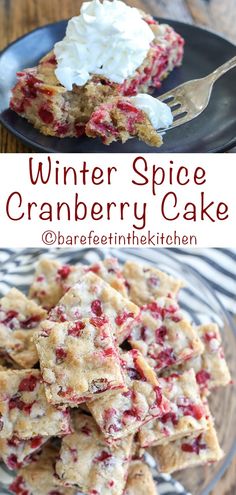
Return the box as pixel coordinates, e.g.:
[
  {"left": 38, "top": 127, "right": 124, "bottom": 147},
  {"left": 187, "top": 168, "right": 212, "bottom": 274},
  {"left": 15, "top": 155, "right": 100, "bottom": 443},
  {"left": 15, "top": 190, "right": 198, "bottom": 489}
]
[
  {"left": 88, "top": 257, "right": 129, "bottom": 297},
  {"left": 0, "top": 327, "right": 38, "bottom": 369},
  {"left": 152, "top": 414, "right": 223, "bottom": 473},
  {"left": 88, "top": 349, "right": 170, "bottom": 440},
  {"left": 34, "top": 319, "right": 126, "bottom": 406},
  {"left": 9, "top": 445, "right": 77, "bottom": 495},
  {"left": 181, "top": 323, "right": 231, "bottom": 394},
  {"left": 124, "top": 461, "right": 157, "bottom": 495},
  {"left": 56, "top": 412, "right": 133, "bottom": 495},
  {"left": 0, "top": 288, "right": 47, "bottom": 330},
  {"left": 0, "top": 434, "right": 48, "bottom": 470},
  {"left": 123, "top": 261, "right": 183, "bottom": 306},
  {"left": 29, "top": 258, "right": 86, "bottom": 310},
  {"left": 49, "top": 272, "right": 140, "bottom": 343},
  {"left": 0, "top": 369, "right": 71, "bottom": 439},
  {"left": 129, "top": 298, "right": 203, "bottom": 373},
  {"left": 139, "top": 369, "right": 207, "bottom": 448}
]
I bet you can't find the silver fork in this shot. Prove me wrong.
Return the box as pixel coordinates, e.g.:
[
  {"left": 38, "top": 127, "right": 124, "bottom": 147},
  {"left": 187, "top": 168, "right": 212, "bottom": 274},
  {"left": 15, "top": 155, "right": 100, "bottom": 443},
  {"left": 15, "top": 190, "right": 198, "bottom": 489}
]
[{"left": 158, "top": 55, "right": 236, "bottom": 129}]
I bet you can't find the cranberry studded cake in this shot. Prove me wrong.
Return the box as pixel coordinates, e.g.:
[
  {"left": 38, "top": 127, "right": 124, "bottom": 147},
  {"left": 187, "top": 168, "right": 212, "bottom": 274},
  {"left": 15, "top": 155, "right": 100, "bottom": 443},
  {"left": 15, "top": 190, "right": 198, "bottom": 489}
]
[
  {"left": 1, "top": 256, "right": 231, "bottom": 495},
  {"left": 10, "top": 0, "right": 184, "bottom": 147},
  {"left": 138, "top": 370, "right": 208, "bottom": 448},
  {"left": 49, "top": 271, "right": 140, "bottom": 344},
  {"left": 34, "top": 319, "right": 126, "bottom": 405},
  {"left": 0, "top": 289, "right": 47, "bottom": 368},
  {"left": 87, "top": 349, "right": 170, "bottom": 440},
  {"left": 55, "top": 412, "right": 134, "bottom": 494},
  {"left": 9, "top": 445, "right": 77, "bottom": 495},
  {"left": 0, "top": 369, "right": 72, "bottom": 439},
  {"left": 128, "top": 298, "right": 204, "bottom": 373}
]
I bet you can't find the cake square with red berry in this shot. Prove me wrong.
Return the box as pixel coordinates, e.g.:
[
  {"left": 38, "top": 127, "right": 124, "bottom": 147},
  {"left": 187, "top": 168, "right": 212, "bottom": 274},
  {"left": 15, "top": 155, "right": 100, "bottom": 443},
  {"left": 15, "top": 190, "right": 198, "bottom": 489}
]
[
  {"left": 129, "top": 298, "right": 203, "bottom": 373},
  {"left": 0, "top": 369, "right": 71, "bottom": 439},
  {"left": 34, "top": 318, "right": 126, "bottom": 406},
  {"left": 138, "top": 369, "right": 207, "bottom": 448},
  {"left": 55, "top": 412, "right": 133, "bottom": 495},
  {"left": 49, "top": 272, "right": 140, "bottom": 343},
  {"left": 88, "top": 349, "right": 170, "bottom": 440}
]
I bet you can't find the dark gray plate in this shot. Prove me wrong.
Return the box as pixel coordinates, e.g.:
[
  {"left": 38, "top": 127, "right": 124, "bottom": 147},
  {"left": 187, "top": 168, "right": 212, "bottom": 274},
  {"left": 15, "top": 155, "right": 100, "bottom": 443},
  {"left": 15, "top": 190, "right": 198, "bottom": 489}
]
[{"left": 0, "top": 19, "right": 236, "bottom": 152}]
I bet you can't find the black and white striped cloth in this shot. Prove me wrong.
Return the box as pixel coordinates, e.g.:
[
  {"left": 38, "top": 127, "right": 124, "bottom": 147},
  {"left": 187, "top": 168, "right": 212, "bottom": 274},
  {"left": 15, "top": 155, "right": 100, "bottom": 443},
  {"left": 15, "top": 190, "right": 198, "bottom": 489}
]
[{"left": 0, "top": 247, "right": 235, "bottom": 495}]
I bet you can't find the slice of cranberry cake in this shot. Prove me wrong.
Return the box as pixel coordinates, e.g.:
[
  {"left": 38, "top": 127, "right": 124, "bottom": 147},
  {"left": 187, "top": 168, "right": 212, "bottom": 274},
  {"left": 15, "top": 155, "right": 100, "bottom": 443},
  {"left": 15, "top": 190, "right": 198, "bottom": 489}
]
[
  {"left": 10, "top": 17, "right": 184, "bottom": 141},
  {"left": 85, "top": 97, "right": 163, "bottom": 146}
]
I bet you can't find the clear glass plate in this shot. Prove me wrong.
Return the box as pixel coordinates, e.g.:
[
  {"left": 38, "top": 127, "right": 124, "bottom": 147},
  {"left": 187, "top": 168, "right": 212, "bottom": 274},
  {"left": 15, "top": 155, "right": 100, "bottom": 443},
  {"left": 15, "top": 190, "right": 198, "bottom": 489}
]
[{"left": 0, "top": 247, "right": 235, "bottom": 495}]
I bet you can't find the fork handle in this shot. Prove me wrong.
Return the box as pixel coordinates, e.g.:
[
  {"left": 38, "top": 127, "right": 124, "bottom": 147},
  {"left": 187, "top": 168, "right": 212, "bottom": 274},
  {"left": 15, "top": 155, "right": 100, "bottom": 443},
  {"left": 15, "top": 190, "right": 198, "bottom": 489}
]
[{"left": 209, "top": 55, "right": 236, "bottom": 83}]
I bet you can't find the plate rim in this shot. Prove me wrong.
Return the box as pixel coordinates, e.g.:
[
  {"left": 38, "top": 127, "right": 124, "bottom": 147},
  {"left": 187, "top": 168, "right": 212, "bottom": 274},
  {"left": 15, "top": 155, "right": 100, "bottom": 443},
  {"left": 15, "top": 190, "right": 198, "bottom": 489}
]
[{"left": 0, "top": 18, "right": 236, "bottom": 153}]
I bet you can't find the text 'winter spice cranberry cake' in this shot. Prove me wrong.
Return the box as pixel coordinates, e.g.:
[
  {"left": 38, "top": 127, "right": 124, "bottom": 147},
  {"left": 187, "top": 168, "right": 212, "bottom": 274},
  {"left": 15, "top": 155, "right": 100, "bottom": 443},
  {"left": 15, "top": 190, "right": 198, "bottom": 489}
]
[
  {"left": 0, "top": 256, "right": 231, "bottom": 495},
  {"left": 10, "top": 0, "right": 184, "bottom": 147}
]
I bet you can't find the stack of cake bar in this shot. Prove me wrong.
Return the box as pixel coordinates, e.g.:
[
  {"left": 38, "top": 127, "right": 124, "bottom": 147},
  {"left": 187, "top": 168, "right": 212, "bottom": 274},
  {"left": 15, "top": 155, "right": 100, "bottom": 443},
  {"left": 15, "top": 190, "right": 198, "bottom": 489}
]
[{"left": 0, "top": 257, "right": 231, "bottom": 495}]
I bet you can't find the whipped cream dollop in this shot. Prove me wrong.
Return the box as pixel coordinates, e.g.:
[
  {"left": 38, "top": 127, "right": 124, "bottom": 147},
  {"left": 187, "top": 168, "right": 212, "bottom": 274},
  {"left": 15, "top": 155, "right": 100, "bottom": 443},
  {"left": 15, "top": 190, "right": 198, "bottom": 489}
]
[
  {"left": 130, "top": 93, "right": 173, "bottom": 129},
  {"left": 54, "top": 0, "right": 154, "bottom": 90}
]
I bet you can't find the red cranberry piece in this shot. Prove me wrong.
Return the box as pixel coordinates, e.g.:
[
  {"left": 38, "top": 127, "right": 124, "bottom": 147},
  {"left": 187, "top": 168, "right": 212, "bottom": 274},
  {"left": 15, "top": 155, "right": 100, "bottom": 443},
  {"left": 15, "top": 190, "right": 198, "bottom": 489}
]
[
  {"left": 154, "top": 386, "right": 164, "bottom": 407},
  {"left": 103, "top": 408, "right": 121, "bottom": 433},
  {"left": 30, "top": 436, "right": 43, "bottom": 449},
  {"left": 117, "top": 101, "right": 139, "bottom": 114},
  {"left": 10, "top": 99, "right": 25, "bottom": 114},
  {"left": 18, "top": 375, "right": 38, "bottom": 392},
  {"left": 196, "top": 370, "right": 211, "bottom": 386},
  {"left": 21, "top": 314, "right": 41, "bottom": 329},
  {"left": 140, "top": 326, "right": 147, "bottom": 341},
  {"left": 68, "top": 321, "right": 85, "bottom": 337},
  {"left": 56, "top": 347, "right": 67, "bottom": 362},
  {"left": 55, "top": 123, "right": 70, "bottom": 136},
  {"left": 94, "top": 450, "right": 112, "bottom": 466},
  {"left": 38, "top": 105, "right": 54, "bottom": 124},
  {"left": 36, "top": 275, "right": 44, "bottom": 282},
  {"left": 1, "top": 310, "right": 18, "bottom": 327},
  {"left": 123, "top": 406, "right": 141, "bottom": 421},
  {"left": 9, "top": 396, "right": 33, "bottom": 414},
  {"left": 115, "top": 311, "right": 134, "bottom": 326},
  {"left": 124, "top": 280, "right": 131, "bottom": 291},
  {"left": 103, "top": 347, "right": 115, "bottom": 357},
  {"left": 75, "top": 123, "right": 86, "bottom": 137},
  {"left": 90, "top": 315, "right": 108, "bottom": 328},
  {"left": 46, "top": 54, "right": 57, "bottom": 65},
  {"left": 181, "top": 435, "right": 207, "bottom": 455},
  {"left": 81, "top": 425, "right": 92, "bottom": 436},
  {"left": 148, "top": 276, "right": 160, "bottom": 287},
  {"left": 204, "top": 332, "right": 217, "bottom": 343},
  {"left": 8, "top": 436, "right": 21, "bottom": 447},
  {"left": 171, "top": 315, "right": 181, "bottom": 323},
  {"left": 91, "top": 299, "right": 103, "bottom": 317},
  {"left": 22, "top": 85, "right": 37, "bottom": 99},
  {"left": 57, "top": 265, "right": 71, "bottom": 279},
  {"left": 69, "top": 447, "right": 78, "bottom": 462},
  {"left": 126, "top": 367, "right": 142, "bottom": 381},
  {"left": 88, "top": 264, "right": 100, "bottom": 274},
  {"left": 156, "top": 348, "right": 176, "bottom": 368},
  {"left": 7, "top": 454, "right": 18, "bottom": 469},
  {"left": 180, "top": 403, "right": 205, "bottom": 420},
  {"left": 9, "top": 476, "right": 29, "bottom": 495},
  {"left": 161, "top": 411, "right": 178, "bottom": 426},
  {"left": 155, "top": 325, "right": 167, "bottom": 344}
]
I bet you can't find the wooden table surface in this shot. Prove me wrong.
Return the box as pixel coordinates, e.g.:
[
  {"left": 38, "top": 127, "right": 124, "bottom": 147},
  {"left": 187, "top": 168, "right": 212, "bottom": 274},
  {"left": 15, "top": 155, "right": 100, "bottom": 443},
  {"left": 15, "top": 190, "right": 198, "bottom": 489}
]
[{"left": 0, "top": 0, "right": 235, "bottom": 152}]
